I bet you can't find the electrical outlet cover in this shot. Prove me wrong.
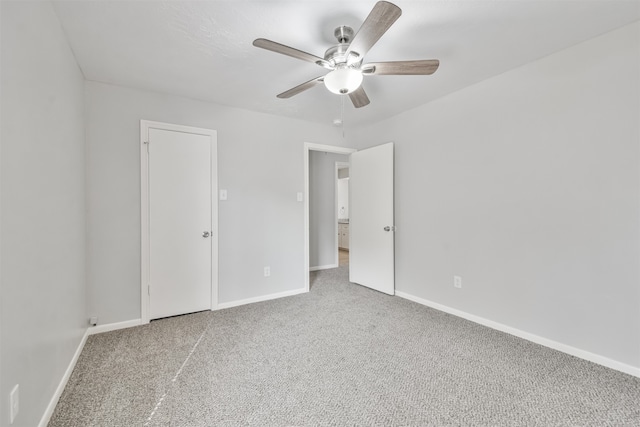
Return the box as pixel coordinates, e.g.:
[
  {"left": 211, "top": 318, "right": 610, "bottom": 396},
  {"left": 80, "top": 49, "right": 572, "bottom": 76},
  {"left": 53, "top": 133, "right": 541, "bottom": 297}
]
[{"left": 454, "top": 276, "right": 462, "bottom": 288}]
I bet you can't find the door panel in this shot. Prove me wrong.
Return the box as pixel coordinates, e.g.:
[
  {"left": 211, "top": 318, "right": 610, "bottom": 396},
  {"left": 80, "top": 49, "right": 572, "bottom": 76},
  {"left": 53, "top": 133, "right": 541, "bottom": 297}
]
[
  {"left": 349, "top": 142, "right": 394, "bottom": 295},
  {"left": 149, "top": 128, "right": 212, "bottom": 319}
]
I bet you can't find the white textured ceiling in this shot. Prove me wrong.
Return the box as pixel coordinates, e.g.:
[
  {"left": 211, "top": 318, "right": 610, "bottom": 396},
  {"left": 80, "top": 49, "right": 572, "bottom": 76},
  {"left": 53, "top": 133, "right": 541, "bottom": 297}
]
[{"left": 52, "top": 0, "right": 640, "bottom": 127}]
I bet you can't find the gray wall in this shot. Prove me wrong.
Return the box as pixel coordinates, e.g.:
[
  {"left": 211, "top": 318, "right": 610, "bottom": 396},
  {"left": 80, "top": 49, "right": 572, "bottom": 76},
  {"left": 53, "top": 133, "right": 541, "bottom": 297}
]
[
  {"left": 1, "top": 2, "right": 87, "bottom": 425},
  {"left": 85, "top": 82, "right": 347, "bottom": 324},
  {"left": 348, "top": 22, "right": 640, "bottom": 368},
  {"left": 309, "top": 151, "right": 348, "bottom": 268}
]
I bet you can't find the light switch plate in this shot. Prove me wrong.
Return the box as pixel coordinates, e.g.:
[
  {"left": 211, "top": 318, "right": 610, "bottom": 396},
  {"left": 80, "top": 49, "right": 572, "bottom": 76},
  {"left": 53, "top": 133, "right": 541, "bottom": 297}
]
[
  {"left": 220, "top": 189, "right": 227, "bottom": 200},
  {"left": 296, "top": 192, "right": 303, "bottom": 202}
]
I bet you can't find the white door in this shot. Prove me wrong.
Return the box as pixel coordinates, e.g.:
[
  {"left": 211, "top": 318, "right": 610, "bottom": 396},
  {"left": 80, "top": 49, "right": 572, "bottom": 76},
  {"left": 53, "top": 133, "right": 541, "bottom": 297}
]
[
  {"left": 148, "top": 127, "right": 213, "bottom": 320},
  {"left": 349, "top": 142, "right": 394, "bottom": 295}
]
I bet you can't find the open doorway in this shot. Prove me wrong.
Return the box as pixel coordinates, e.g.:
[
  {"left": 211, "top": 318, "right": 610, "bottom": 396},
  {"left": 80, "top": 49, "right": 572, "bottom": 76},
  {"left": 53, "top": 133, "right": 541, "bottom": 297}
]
[
  {"left": 304, "top": 143, "right": 356, "bottom": 292},
  {"left": 308, "top": 151, "right": 348, "bottom": 271}
]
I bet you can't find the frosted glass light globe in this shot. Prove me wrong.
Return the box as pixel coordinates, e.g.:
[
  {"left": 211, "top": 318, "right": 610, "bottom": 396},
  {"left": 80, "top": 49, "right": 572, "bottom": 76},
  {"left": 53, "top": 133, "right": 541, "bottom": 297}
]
[{"left": 324, "top": 67, "right": 363, "bottom": 94}]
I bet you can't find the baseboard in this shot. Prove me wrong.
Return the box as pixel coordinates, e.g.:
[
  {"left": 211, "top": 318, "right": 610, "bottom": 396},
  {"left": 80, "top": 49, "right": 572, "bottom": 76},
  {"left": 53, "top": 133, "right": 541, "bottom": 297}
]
[
  {"left": 309, "top": 264, "right": 338, "bottom": 272},
  {"left": 217, "top": 288, "right": 307, "bottom": 310},
  {"left": 395, "top": 291, "right": 640, "bottom": 378},
  {"left": 38, "top": 328, "right": 89, "bottom": 427},
  {"left": 88, "top": 318, "right": 143, "bottom": 335}
]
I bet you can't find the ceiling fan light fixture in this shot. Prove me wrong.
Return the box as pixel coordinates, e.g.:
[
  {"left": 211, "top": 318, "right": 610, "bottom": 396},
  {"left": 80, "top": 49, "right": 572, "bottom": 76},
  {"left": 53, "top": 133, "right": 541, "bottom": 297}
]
[{"left": 324, "top": 67, "right": 363, "bottom": 95}]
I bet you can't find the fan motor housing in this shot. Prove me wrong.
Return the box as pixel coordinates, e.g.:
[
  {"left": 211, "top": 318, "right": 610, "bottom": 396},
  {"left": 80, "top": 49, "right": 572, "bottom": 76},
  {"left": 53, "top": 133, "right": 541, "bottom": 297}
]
[{"left": 323, "top": 26, "right": 361, "bottom": 67}]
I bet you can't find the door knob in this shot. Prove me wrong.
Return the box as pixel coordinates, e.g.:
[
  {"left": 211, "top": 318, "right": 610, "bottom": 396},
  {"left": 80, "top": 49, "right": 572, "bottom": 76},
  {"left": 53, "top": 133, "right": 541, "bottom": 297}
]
[
  {"left": 202, "top": 231, "right": 210, "bottom": 238},
  {"left": 384, "top": 226, "right": 396, "bottom": 232}
]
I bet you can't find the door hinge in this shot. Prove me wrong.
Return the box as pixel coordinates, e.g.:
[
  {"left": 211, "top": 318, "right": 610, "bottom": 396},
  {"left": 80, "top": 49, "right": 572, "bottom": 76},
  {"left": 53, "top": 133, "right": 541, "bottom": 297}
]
[{"left": 148, "top": 284, "right": 150, "bottom": 296}]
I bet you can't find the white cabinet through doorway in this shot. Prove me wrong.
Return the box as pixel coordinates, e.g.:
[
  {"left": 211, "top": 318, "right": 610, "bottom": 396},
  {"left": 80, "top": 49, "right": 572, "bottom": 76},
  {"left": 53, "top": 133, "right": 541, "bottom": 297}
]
[{"left": 338, "top": 223, "right": 349, "bottom": 250}]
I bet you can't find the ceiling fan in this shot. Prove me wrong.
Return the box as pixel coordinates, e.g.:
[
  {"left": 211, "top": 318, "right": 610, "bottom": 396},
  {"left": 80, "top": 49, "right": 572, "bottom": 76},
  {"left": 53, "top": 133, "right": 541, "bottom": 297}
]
[{"left": 253, "top": 1, "right": 439, "bottom": 108}]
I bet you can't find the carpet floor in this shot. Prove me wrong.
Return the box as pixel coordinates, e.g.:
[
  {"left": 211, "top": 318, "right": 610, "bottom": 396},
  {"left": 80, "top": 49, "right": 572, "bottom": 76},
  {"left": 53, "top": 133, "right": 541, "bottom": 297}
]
[{"left": 49, "top": 266, "right": 640, "bottom": 426}]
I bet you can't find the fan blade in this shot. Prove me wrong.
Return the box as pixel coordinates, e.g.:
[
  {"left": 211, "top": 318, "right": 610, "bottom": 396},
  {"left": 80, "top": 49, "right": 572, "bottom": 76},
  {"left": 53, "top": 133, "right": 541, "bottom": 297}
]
[
  {"left": 277, "top": 76, "right": 325, "bottom": 99},
  {"left": 349, "top": 86, "right": 370, "bottom": 108},
  {"left": 362, "top": 60, "right": 440, "bottom": 75},
  {"left": 253, "top": 38, "right": 329, "bottom": 67},
  {"left": 346, "top": 1, "right": 402, "bottom": 60}
]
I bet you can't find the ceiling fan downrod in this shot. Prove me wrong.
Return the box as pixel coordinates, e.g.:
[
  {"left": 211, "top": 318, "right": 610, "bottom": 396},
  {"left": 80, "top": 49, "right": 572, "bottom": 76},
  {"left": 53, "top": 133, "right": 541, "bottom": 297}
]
[{"left": 334, "top": 26, "right": 354, "bottom": 44}]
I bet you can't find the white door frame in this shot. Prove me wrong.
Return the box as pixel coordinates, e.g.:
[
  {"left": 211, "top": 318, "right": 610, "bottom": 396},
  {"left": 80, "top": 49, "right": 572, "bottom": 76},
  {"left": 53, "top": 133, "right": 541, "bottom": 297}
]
[
  {"left": 304, "top": 143, "right": 356, "bottom": 292},
  {"left": 141, "top": 120, "right": 218, "bottom": 324}
]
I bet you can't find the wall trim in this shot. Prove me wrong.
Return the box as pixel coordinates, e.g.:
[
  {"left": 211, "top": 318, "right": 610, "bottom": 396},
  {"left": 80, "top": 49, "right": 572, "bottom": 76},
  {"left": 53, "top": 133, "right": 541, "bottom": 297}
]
[
  {"left": 217, "top": 288, "right": 307, "bottom": 310},
  {"left": 310, "top": 264, "right": 339, "bottom": 272},
  {"left": 88, "top": 318, "right": 143, "bottom": 335},
  {"left": 38, "top": 328, "right": 89, "bottom": 427},
  {"left": 86, "top": 287, "right": 307, "bottom": 334},
  {"left": 395, "top": 291, "right": 640, "bottom": 378}
]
